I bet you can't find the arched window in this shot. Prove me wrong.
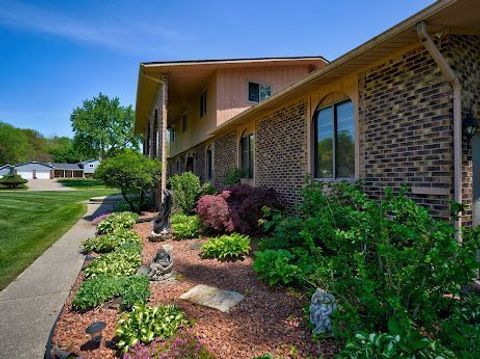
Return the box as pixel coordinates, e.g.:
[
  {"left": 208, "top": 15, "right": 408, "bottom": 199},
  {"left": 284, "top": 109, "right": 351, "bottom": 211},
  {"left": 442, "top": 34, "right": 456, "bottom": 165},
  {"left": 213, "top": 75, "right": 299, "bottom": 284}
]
[
  {"left": 313, "top": 94, "right": 355, "bottom": 179},
  {"left": 240, "top": 131, "right": 254, "bottom": 179}
]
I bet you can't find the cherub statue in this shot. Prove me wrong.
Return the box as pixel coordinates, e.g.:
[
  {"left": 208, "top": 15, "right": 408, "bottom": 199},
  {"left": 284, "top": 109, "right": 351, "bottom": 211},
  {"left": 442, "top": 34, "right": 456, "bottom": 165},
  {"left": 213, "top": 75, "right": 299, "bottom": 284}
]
[
  {"left": 309, "top": 288, "right": 337, "bottom": 334},
  {"left": 148, "top": 246, "right": 174, "bottom": 281}
]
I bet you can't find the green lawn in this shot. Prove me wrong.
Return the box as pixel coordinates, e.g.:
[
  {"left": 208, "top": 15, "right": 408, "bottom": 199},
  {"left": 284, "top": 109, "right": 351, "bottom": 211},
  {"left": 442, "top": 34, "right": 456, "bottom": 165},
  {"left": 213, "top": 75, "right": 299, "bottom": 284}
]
[{"left": 0, "top": 188, "right": 118, "bottom": 290}]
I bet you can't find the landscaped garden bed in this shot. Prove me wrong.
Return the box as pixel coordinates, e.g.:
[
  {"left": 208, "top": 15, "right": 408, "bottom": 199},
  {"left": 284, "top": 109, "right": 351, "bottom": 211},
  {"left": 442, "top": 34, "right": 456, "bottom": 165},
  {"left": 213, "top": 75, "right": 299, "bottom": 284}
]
[
  {"left": 51, "top": 220, "right": 335, "bottom": 358},
  {"left": 51, "top": 171, "right": 480, "bottom": 359}
]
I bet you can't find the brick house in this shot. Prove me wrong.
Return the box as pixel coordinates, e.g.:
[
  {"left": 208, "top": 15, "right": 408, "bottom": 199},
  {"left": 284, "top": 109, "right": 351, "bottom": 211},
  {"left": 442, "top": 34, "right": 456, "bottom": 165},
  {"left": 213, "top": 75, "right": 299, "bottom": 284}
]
[{"left": 135, "top": 0, "right": 480, "bottom": 232}]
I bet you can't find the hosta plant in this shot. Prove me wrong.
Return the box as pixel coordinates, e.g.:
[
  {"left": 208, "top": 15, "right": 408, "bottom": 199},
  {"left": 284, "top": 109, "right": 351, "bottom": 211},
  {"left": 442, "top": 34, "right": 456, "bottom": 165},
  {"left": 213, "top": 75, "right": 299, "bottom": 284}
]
[
  {"left": 97, "top": 211, "right": 138, "bottom": 235},
  {"left": 200, "top": 233, "right": 250, "bottom": 261},
  {"left": 252, "top": 249, "right": 302, "bottom": 286},
  {"left": 116, "top": 304, "right": 187, "bottom": 353},
  {"left": 83, "top": 229, "right": 142, "bottom": 253},
  {"left": 171, "top": 213, "right": 202, "bottom": 239},
  {"left": 84, "top": 246, "right": 141, "bottom": 278},
  {"left": 73, "top": 275, "right": 150, "bottom": 310}
]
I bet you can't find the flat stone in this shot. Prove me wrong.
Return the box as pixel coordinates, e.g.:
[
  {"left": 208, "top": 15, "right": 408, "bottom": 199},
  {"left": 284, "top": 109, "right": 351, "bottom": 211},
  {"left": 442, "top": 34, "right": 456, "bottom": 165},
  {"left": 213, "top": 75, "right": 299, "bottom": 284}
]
[{"left": 179, "top": 284, "right": 244, "bottom": 313}]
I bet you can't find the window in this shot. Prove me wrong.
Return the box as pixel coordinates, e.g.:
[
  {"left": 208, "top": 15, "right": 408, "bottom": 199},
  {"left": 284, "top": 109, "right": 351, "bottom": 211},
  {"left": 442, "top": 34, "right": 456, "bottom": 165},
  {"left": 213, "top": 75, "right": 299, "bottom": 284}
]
[
  {"left": 89, "top": 164, "right": 94, "bottom": 168},
  {"left": 313, "top": 100, "right": 355, "bottom": 179},
  {"left": 240, "top": 133, "right": 255, "bottom": 178},
  {"left": 182, "top": 113, "right": 188, "bottom": 132},
  {"left": 206, "top": 147, "right": 213, "bottom": 180},
  {"left": 200, "top": 90, "right": 207, "bottom": 117},
  {"left": 170, "top": 126, "right": 176, "bottom": 142},
  {"left": 248, "top": 82, "right": 271, "bottom": 103}
]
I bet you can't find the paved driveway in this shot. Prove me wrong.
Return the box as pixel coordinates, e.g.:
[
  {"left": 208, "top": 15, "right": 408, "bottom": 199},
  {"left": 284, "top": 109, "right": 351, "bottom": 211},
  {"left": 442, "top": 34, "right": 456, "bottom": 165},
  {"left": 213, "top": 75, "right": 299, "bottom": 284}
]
[{"left": 26, "top": 179, "right": 73, "bottom": 191}]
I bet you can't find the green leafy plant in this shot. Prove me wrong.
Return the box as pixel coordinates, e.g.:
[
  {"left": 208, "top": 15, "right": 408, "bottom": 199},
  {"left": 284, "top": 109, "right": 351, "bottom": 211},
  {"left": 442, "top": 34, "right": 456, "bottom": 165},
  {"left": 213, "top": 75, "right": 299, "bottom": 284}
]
[
  {"left": 252, "top": 249, "right": 302, "bottom": 286},
  {"left": 170, "top": 172, "right": 202, "bottom": 214},
  {"left": 95, "top": 149, "right": 161, "bottom": 213},
  {"left": 84, "top": 245, "right": 141, "bottom": 278},
  {"left": 72, "top": 275, "right": 150, "bottom": 310},
  {"left": 0, "top": 174, "right": 28, "bottom": 189},
  {"left": 171, "top": 213, "right": 202, "bottom": 239},
  {"left": 200, "top": 233, "right": 250, "bottom": 261},
  {"left": 97, "top": 211, "right": 138, "bottom": 234},
  {"left": 116, "top": 304, "right": 187, "bottom": 353},
  {"left": 83, "top": 228, "right": 142, "bottom": 253},
  {"left": 222, "top": 167, "right": 246, "bottom": 186},
  {"left": 337, "top": 331, "right": 456, "bottom": 359}
]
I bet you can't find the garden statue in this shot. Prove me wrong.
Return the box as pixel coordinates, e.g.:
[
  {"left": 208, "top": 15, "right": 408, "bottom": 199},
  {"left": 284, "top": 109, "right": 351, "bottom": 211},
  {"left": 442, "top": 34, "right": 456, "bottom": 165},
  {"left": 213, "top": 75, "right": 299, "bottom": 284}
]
[
  {"left": 309, "top": 288, "right": 336, "bottom": 335},
  {"left": 149, "top": 183, "right": 173, "bottom": 241},
  {"left": 148, "top": 245, "right": 174, "bottom": 282}
]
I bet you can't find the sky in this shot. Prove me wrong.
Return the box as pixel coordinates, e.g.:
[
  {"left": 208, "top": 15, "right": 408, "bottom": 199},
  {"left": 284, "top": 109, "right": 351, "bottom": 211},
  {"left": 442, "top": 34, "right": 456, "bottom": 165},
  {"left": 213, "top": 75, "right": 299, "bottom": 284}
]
[{"left": 0, "top": 0, "right": 435, "bottom": 138}]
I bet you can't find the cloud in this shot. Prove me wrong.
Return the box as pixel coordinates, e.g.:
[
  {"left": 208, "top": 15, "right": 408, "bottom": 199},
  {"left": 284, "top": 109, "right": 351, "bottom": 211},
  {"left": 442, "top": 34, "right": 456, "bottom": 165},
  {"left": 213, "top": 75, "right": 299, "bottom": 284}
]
[{"left": 0, "top": 1, "right": 188, "bottom": 55}]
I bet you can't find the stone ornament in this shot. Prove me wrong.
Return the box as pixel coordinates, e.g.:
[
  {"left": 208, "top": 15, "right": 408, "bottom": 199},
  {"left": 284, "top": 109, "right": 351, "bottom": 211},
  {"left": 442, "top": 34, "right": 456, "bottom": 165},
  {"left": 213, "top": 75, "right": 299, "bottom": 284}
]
[
  {"left": 148, "top": 245, "right": 174, "bottom": 282},
  {"left": 149, "top": 188, "right": 173, "bottom": 241},
  {"left": 309, "top": 288, "right": 336, "bottom": 334}
]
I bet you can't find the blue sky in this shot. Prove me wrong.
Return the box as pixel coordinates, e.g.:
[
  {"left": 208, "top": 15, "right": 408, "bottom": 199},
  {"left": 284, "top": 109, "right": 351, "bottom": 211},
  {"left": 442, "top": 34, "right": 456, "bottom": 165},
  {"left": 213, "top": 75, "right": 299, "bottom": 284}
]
[{"left": 0, "top": 0, "right": 434, "bottom": 137}]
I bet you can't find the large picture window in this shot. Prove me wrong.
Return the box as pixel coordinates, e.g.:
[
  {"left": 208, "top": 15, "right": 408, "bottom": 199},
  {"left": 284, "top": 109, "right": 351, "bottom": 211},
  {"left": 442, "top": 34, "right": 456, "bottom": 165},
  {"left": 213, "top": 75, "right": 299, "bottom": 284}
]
[
  {"left": 240, "top": 133, "right": 254, "bottom": 178},
  {"left": 313, "top": 100, "right": 354, "bottom": 179}
]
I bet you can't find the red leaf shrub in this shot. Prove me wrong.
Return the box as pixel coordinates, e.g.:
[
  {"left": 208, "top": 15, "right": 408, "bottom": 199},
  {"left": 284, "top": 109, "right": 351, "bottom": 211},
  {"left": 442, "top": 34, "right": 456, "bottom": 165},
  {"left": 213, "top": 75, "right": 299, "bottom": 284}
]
[{"left": 196, "top": 184, "right": 282, "bottom": 234}]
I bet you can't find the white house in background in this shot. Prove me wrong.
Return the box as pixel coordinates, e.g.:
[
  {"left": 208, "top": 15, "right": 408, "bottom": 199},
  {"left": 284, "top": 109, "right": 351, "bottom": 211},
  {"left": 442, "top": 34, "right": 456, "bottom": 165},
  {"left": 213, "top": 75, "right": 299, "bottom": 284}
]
[
  {"left": 81, "top": 159, "right": 101, "bottom": 178},
  {"left": 15, "top": 162, "right": 53, "bottom": 180},
  {"left": 0, "top": 164, "right": 13, "bottom": 178}
]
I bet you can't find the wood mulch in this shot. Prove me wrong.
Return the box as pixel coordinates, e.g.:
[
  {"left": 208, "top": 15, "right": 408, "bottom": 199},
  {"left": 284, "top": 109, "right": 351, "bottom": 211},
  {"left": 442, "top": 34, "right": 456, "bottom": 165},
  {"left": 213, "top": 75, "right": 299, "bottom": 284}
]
[{"left": 51, "top": 222, "right": 338, "bottom": 359}]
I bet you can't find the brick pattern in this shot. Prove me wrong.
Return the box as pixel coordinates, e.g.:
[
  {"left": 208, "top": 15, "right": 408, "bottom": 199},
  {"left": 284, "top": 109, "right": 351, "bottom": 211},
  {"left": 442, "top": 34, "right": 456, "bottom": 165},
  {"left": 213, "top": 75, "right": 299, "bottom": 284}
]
[
  {"left": 358, "top": 40, "right": 454, "bottom": 218},
  {"left": 167, "top": 143, "right": 207, "bottom": 181},
  {"left": 446, "top": 35, "right": 480, "bottom": 225},
  {"left": 256, "top": 100, "right": 308, "bottom": 207},
  {"left": 213, "top": 131, "right": 237, "bottom": 187}
]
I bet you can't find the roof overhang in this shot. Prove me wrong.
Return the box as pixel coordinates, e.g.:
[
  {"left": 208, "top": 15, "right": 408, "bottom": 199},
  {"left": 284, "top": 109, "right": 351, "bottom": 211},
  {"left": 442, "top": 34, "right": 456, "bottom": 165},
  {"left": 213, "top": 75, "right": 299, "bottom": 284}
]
[
  {"left": 210, "top": 0, "right": 480, "bottom": 136},
  {"left": 134, "top": 57, "right": 328, "bottom": 133}
]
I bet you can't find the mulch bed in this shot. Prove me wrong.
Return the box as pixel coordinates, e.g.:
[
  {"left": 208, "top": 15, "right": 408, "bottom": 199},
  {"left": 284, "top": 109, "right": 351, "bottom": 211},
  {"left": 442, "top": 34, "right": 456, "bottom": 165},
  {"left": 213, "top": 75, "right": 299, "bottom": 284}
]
[{"left": 51, "top": 222, "right": 338, "bottom": 358}]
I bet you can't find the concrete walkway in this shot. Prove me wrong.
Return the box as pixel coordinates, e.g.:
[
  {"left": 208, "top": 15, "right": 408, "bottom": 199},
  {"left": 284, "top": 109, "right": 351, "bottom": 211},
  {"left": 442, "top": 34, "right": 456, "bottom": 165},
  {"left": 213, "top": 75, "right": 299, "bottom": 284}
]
[{"left": 0, "top": 202, "right": 109, "bottom": 359}]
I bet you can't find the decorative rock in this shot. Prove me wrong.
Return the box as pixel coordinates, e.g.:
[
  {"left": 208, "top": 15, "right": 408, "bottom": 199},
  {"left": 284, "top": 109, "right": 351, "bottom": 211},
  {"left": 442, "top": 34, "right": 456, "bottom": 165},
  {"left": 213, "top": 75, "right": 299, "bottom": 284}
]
[
  {"left": 179, "top": 284, "right": 244, "bottom": 313},
  {"left": 136, "top": 265, "right": 149, "bottom": 276},
  {"left": 148, "top": 246, "right": 174, "bottom": 282},
  {"left": 190, "top": 241, "right": 202, "bottom": 250},
  {"left": 309, "top": 288, "right": 336, "bottom": 335}
]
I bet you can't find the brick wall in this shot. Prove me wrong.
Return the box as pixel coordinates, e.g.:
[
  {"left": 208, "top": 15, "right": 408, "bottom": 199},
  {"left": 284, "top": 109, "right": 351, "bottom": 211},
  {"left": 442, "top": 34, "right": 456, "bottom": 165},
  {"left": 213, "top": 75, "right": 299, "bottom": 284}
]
[
  {"left": 358, "top": 39, "right": 454, "bottom": 218},
  {"left": 446, "top": 35, "right": 480, "bottom": 225},
  {"left": 256, "top": 100, "right": 308, "bottom": 207},
  {"left": 213, "top": 131, "right": 237, "bottom": 187}
]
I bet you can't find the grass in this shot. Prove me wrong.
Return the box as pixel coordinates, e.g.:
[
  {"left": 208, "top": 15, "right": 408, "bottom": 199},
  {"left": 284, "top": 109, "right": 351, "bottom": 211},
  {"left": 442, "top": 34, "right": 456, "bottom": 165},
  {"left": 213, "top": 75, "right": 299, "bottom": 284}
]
[{"left": 0, "top": 188, "right": 118, "bottom": 290}]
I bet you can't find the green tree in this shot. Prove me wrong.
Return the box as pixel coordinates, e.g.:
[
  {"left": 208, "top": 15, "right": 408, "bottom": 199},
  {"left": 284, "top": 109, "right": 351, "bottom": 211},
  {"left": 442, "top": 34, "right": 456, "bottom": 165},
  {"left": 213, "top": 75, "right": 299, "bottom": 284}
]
[
  {"left": 95, "top": 149, "right": 161, "bottom": 213},
  {"left": 0, "top": 121, "right": 29, "bottom": 164},
  {"left": 48, "top": 136, "right": 82, "bottom": 163},
  {"left": 71, "top": 93, "right": 141, "bottom": 159},
  {"left": 21, "top": 128, "right": 52, "bottom": 162}
]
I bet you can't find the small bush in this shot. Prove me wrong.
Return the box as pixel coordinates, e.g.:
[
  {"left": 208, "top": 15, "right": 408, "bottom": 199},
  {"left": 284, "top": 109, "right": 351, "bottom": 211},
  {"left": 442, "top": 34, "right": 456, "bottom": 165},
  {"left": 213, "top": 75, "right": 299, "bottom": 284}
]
[
  {"left": 338, "top": 330, "right": 456, "bottom": 359},
  {"left": 170, "top": 172, "right": 202, "bottom": 214},
  {"left": 84, "top": 245, "right": 141, "bottom": 278},
  {"left": 252, "top": 249, "right": 302, "bottom": 286},
  {"left": 222, "top": 167, "right": 246, "bottom": 186},
  {"left": 116, "top": 304, "right": 187, "bottom": 353},
  {"left": 200, "top": 233, "right": 250, "bottom": 261},
  {"left": 83, "top": 229, "right": 142, "bottom": 253},
  {"left": 171, "top": 213, "right": 202, "bottom": 239},
  {"left": 0, "top": 174, "right": 27, "bottom": 189},
  {"left": 73, "top": 275, "right": 150, "bottom": 310},
  {"left": 97, "top": 211, "right": 138, "bottom": 234},
  {"left": 196, "top": 184, "right": 282, "bottom": 234}
]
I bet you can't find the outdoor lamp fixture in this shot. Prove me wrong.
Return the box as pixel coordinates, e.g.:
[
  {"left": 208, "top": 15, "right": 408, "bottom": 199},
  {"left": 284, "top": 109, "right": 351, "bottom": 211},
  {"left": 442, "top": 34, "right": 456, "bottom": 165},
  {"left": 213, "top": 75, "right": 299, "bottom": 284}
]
[
  {"left": 85, "top": 321, "right": 106, "bottom": 349},
  {"left": 463, "top": 109, "right": 478, "bottom": 146}
]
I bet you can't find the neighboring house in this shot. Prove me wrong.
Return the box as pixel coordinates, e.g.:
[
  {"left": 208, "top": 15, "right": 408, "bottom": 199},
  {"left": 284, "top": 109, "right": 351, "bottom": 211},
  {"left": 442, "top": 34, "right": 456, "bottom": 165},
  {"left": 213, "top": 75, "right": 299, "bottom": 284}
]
[
  {"left": 0, "top": 164, "right": 13, "bottom": 178},
  {"left": 15, "top": 162, "right": 53, "bottom": 180},
  {"left": 135, "top": 0, "right": 480, "bottom": 232},
  {"left": 81, "top": 159, "right": 101, "bottom": 178},
  {"left": 51, "top": 163, "right": 84, "bottom": 178}
]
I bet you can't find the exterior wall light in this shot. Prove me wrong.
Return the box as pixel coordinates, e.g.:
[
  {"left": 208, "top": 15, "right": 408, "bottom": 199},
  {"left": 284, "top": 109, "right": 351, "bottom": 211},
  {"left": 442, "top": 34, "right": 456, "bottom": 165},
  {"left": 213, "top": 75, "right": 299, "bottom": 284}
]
[{"left": 463, "top": 109, "right": 478, "bottom": 145}]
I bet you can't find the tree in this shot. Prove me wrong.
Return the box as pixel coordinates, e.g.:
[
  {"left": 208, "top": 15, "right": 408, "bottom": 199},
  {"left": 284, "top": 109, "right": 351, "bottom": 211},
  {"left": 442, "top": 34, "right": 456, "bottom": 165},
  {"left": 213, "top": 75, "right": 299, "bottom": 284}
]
[
  {"left": 21, "top": 128, "right": 52, "bottom": 162},
  {"left": 48, "top": 136, "right": 82, "bottom": 163},
  {"left": 0, "top": 121, "right": 29, "bottom": 164},
  {"left": 71, "top": 93, "right": 141, "bottom": 159},
  {"left": 95, "top": 149, "right": 161, "bottom": 213}
]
